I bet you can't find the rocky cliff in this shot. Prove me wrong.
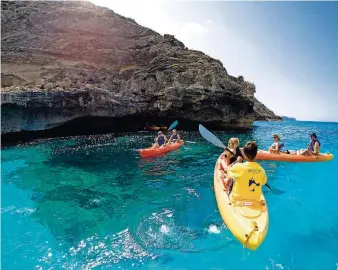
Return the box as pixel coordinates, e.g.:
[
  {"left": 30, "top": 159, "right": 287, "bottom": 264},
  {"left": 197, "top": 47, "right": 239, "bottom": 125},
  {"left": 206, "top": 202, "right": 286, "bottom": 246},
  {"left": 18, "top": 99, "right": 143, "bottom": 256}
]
[
  {"left": 253, "top": 97, "right": 282, "bottom": 121},
  {"left": 1, "top": 1, "right": 280, "bottom": 141},
  {"left": 281, "top": 116, "right": 296, "bottom": 121}
]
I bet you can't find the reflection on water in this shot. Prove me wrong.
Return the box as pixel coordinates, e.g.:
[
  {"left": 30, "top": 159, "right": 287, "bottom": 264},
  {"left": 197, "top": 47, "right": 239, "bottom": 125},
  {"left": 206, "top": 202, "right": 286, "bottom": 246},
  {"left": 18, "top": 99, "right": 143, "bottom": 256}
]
[{"left": 138, "top": 157, "right": 178, "bottom": 176}]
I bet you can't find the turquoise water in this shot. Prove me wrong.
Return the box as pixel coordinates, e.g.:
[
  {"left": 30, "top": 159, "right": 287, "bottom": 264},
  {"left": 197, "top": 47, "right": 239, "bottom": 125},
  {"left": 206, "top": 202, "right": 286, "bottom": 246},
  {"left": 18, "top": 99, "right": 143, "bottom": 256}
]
[{"left": 2, "top": 121, "right": 338, "bottom": 270}]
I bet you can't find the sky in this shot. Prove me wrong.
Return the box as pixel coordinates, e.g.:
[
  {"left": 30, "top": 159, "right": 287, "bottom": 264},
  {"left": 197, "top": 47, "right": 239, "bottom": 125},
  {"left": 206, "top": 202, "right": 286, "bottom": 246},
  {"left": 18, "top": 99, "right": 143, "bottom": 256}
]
[{"left": 90, "top": 0, "right": 338, "bottom": 122}]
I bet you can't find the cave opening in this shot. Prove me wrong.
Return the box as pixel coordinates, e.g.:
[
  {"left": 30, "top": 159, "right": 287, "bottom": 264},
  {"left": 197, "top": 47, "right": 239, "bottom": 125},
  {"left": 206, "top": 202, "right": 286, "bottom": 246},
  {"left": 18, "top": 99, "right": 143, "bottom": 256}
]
[{"left": 1, "top": 115, "right": 211, "bottom": 146}]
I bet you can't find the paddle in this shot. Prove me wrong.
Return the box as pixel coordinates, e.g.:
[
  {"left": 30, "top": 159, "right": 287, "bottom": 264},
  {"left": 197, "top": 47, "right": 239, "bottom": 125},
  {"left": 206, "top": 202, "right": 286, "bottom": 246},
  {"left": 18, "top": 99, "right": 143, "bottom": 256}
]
[
  {"left": 168, "top": 120, "right": 178, "bottom": 131},
  {"left": 198, "top": 124, "right": 226, "bottom": 149},
  {"left": 198, "top": 124, "right": 284, "bottom": 194},
  {"left": 165, "top": 120, "right": 179, "bottom": 145},
  {"left": 265, "top": 183, "right": 285, "bottom": 194}
]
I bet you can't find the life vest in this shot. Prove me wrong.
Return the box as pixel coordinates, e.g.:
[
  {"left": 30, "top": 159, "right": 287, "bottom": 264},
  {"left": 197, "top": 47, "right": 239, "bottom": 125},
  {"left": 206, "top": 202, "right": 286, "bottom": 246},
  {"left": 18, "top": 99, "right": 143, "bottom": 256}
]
[
  {"left": 171, "top": 134, "right": 178, "bottom": 141},
  {"left": 308, "top": 139, "right": 321, "bottom": 152},
  {"left": 158, "top": 135, "right": 165, "bottom": 146},
  {"left": 278, "top": 143, "right": 285, "bottom": 151},
  {"left": 229, "top": 146, "right": 244, "bottom": 164}
]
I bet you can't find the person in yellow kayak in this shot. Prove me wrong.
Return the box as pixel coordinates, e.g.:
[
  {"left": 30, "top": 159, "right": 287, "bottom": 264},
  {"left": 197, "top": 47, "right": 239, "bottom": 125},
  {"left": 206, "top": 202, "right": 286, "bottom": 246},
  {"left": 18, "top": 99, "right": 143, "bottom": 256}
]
[
  {"left": 222, "top": 138, "right": 243, "bottom": 166},
  {"left": 152, "top": 131, "right": 168, "bottom": 148},
  {"left": 167, "top": 129, "right": 181, "bottom": 144},
  {"left": 225, "top": 141, "right": 268, "bottom": 202}
]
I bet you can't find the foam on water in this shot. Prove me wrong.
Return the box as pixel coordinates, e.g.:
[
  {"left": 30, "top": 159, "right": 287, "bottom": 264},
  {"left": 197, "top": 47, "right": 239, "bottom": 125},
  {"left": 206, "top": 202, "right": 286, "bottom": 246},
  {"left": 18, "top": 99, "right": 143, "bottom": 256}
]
[
  {"left": 160, "top": 225, "right": 170, "bottom": 234},
  {"left": 208, "top": 225, "right": 220, "bottom": 234}
]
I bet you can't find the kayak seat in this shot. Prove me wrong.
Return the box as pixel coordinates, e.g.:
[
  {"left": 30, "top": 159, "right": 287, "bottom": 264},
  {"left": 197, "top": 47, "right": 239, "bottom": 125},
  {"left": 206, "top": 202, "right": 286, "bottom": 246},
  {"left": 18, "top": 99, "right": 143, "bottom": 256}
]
[
  {"left": 233, "top": 201, "right": 263, "bottom": 218},
  {"left": 239, "top": 206, "right": 262, "bottom": 218}
]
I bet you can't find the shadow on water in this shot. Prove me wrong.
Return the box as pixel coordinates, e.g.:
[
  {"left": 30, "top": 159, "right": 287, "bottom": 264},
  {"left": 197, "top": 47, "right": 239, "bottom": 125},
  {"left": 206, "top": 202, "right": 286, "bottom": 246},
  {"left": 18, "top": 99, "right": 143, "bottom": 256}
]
[
  {"left": 1, "top": 112, "right": 256, "bottom": 146},
  {"left": 138, "top": 155, "right": 179, "bottom": 176}
]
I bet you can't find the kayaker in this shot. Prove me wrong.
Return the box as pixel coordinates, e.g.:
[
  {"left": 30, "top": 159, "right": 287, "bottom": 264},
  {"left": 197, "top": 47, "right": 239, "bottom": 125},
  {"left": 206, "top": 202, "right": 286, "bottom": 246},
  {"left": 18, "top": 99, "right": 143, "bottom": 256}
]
[
  {"left": 299, "top": 133, "right": 321, "bottom": 156},
  {"left": 152, "top": 131, "right": 167, "bottom": 148},
  {"left": 225, "top": 141, "right": 268, "bottom": 202},
  {"left": 167, "top": 129, "right": 180, "bottom": 144},
  {"left": 268, "top": 134, "right": 281, "bottom": 153},
  {"left": 268, "top": 134, "right": 290, "bottom": 154},
  {"left": 223, "top": 138, "right": 243, "bottom": 166}
]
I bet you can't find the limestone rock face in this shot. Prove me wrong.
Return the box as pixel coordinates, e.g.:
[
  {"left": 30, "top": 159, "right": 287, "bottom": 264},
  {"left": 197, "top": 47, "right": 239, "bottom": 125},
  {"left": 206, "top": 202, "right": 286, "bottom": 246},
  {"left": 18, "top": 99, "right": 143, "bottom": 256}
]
[{"left": 1, "top": 1, "right": 280, "bottom": 135}]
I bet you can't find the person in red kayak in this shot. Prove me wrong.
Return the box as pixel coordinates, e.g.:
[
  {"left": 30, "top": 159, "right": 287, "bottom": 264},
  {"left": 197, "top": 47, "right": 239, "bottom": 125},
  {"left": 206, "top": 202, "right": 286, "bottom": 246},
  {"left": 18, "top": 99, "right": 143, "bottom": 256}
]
[
  {"left": 167, "top": 129, "right": 181, "bottom": 144},
  {"left": 152, "top": 131, "right": 167, "bottom": 148},
  {"left": 299, "top": 133, "right": 321, "bottom": 156},
  {"left": 268, "top": 134, "right": 282, "bottom": 153},
  {"left": 267, "top": 134, "right": 290, "bottom": 154}
]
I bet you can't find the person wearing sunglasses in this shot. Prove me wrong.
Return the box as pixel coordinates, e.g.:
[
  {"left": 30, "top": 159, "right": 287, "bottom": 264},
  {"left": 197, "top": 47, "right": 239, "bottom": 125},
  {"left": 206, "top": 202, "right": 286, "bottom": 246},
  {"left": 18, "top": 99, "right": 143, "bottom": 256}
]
[{"left": 152, "top": 131, "right": 168, "bottom": 148}]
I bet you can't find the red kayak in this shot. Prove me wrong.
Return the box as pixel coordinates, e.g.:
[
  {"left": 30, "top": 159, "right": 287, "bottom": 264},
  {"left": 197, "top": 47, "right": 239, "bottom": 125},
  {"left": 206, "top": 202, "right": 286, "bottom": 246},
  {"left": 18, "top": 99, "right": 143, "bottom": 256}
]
[
  {"left": 138, "top": 141, "right": 184, "bottom": 157},
  {"left": 255, "top": 150, "right": 334, "bottom": 162}
]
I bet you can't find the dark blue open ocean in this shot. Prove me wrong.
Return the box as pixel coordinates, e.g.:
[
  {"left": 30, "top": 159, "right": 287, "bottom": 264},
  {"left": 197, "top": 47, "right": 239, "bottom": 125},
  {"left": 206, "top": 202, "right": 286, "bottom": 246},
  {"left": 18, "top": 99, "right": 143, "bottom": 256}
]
[{"left": 2, "top": 121, "right": 337, "bottom": 270}]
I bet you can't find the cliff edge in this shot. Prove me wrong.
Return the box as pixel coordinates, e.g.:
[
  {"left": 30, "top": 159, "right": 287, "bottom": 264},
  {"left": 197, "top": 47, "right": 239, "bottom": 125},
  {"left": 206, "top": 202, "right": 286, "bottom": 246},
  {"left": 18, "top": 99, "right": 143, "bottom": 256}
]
[{"left": 1, "top": 1, "right": 281, "bottom": 138}]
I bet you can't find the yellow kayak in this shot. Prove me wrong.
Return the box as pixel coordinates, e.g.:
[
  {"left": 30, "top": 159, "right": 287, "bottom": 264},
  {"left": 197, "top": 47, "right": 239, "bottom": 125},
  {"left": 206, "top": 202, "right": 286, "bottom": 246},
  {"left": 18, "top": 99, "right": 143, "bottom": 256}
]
[{"left": 213, "top": 155, "right": 269, "bottom": 250}]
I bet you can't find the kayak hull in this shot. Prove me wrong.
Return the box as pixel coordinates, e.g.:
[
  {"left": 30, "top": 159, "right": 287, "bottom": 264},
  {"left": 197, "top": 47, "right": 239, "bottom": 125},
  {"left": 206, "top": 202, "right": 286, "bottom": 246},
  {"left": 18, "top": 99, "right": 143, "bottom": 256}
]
[
  {"left": 255, "top": 150, "right": 334, "bottom": 162},
  {"left": 138, "top": 141, "right": 184, "bottom": 157},
  {"left": 214, "top": 155, "right": 269, "bottom": 250}
]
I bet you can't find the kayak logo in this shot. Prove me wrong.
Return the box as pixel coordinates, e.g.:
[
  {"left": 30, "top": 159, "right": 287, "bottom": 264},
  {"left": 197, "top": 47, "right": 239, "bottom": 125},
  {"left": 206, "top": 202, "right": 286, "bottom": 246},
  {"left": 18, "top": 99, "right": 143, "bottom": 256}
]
[{"left": 248, "top": 178, "right": 260, "bottom": 192}]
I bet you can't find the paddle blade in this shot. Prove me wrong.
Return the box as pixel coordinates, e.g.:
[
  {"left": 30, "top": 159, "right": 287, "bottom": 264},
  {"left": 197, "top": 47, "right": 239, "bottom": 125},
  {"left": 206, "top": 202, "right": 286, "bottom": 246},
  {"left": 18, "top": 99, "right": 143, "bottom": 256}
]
[
  {"left": 273, "top": 189, "right": 285, "bottom": 195},
  {"left": 168, "top": 120, "right": 178, "bottom": 131},
  {"left": 198, "top": 124, "right": 226, "bottom": 149},
  {"left": 270, "top": 188, "right": 285, "bottom": 195},
  {"left": 265, "top": 183, "right": 285, "bottom": 195}
]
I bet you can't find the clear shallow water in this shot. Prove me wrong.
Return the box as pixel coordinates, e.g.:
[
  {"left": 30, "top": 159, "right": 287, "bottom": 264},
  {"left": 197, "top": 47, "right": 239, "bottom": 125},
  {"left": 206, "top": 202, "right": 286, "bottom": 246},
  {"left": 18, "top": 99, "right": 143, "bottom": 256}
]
[{"left": 2, "top": 121, "right": 338, "bottom": 270}]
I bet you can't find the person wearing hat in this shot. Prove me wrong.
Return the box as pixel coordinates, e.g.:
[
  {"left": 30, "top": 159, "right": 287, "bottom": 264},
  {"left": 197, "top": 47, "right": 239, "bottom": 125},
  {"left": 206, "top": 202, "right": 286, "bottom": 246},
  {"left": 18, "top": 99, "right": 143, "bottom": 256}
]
[
  {"left": 268, "top": 134, "right": 282, "bottom": 153},
  {"left": 299, "top": 133, "right": 321, "bottom": 155},
  {"left": 152, "top": 131, "right": 168, "bottom": 148}
]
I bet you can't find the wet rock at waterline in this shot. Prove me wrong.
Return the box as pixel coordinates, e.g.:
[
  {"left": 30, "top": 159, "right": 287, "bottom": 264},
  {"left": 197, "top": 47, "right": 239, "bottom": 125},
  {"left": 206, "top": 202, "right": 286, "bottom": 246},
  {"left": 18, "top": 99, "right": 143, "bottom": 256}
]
[{"left": 1, "top": 1, "right": 281, "bottom": 139}]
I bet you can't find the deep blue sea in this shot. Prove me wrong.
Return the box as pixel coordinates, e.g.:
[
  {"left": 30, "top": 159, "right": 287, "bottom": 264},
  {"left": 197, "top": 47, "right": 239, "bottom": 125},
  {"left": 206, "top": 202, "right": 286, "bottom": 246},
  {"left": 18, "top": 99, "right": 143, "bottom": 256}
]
[{"left": 2, "top": 121, "right": 338, "bottom": 270}]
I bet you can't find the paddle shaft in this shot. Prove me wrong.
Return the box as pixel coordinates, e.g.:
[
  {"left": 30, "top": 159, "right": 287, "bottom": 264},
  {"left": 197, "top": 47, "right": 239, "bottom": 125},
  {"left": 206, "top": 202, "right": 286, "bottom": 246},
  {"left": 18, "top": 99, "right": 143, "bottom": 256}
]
[{"left": 166, "top": 120, "right": 179, "bottom": 145}]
